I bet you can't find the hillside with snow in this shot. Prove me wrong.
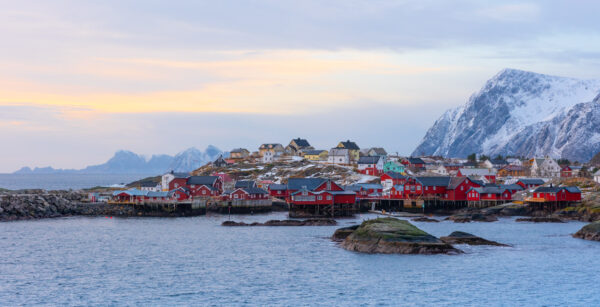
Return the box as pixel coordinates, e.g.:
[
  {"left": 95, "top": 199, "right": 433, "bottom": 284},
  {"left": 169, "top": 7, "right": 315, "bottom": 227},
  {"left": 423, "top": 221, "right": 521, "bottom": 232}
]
[{"left": 412, "top": 69, "right": 600, "bottom": 162}]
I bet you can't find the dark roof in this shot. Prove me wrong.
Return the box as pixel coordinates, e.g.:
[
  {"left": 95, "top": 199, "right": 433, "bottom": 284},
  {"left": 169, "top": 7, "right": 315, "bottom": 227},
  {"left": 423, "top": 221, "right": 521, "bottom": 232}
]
[
  {"left": 407, "top": 157, "right": 425, "bottom": 164},
  {"left": 534, "top": 186, "right": 581, "bottom": 194},
  {"left": 490, "top": 159, "right": 508, "bottom": 165},
  {"left": 369, "top": 148, "right": 387, "bottom": 156},
  {"left": 338, "top": 140, "right": 360, "bottom": 150},
  {"left": 534, "top": 186, "right": 562, "bottom": 193},
  {"left": 501, "top": 184, "right": 523, "bottom": 191},
  {"left": 518, "top": 178, "right": 545, "bottom": 185},
  {"left": 415, "top": 176, "right": 451, "bottom": 187},
  {"left": 354, "top": 183, "right": 383, "bottom": 190},
  {"left": 268, "top": 184, "right": 287, "bottom": 191},
  {"left": 462, "top": 161, "right": 478, "bottom": 167},
  {"left": 187, "top": 176, "right": 218, "bottom": 186},
  {"left": 241, "top": 187, "right": 268, "bottom": 194},
  {"left": 230, "top": 148, "right": 249, "bottom": 153},
  {"left": 304, "top": 149, "right": 327, "bottom": 156},
  {"left": 467, "top": 177, "right": 484, "bottom": 186},
  {"left": 140, "top": 182, "right": 159, "bottom": 187},
  {"left": 235, "top": 180, "right": 256, "bottom": 189},
  {"left": 447, "top": 177, "right": 467, "bottom": 189},
  {"left": 292, "top": 138, "right": 311, "bottom": 148},
  {"left": 564, "top": 186, "right": 582, "bottom": 193},
  {"left": 470, "top": 187, "right": 506, "bottom": 194},
  {"left": 383, "top": 172, "right": 406, "bottom": 179},
  {"left": 358, "top": 156, "right": 381, "bottom": 164},
  {"left": 287, "top": 178, "right": 326, "bottom": 191},
  {"left": 344, "top": 185, "right": 363, "bottom": 192},
  {"left": 569, "top": 165, "right": 583, "bottom": 170}
]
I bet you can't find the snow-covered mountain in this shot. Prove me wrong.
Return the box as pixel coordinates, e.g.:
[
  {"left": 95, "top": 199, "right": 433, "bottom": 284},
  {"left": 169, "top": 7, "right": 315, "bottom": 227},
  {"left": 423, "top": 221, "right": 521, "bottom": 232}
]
[
  {"left": 412, "top": 69, "right": 600, "bottom": 162},
  {"left": 168, "top": 146, "right": 223, "bottom": 172},
  {"left": 14, "top": 146, "right": 225, "bottom": 174}
]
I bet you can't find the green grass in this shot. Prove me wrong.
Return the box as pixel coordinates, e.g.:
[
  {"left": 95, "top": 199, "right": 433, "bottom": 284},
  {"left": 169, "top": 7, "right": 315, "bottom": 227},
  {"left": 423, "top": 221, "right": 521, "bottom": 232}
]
[{"left": 352, "top": 218, "right": 437, "bottom": 242}]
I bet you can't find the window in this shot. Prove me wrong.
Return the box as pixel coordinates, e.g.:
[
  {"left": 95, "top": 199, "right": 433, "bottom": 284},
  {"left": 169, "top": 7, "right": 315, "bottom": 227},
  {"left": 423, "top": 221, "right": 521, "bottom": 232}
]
[
  {"left": 234, "top": 194, "right": 238, "bottom": 199},
  {"left": 460, "top": 186, "right": 464, "bottom": 191},
  {"left": 277, "top": 191, "right": 281, "bottom": 194},
  {"left": 425, "top": 186, "right": 428, "bottom": 191},
  {"left": 417, "top": 186, "right": 421, "bottom": 190},
  {"left": 327, "top": 195, "right": 332, "bottom": 200},
  {"left": 488, "top": 193, "right": 492, "bottom": 197},
  {"left": 317, "top": 196, "right": 322, "bottom": 200}
]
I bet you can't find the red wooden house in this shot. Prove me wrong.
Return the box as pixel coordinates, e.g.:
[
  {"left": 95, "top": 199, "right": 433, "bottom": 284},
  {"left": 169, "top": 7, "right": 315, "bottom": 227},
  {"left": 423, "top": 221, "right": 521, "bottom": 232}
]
[
  {"left": 516, "top": 179, "right": 545, "bottom": 190},
  {"left": 169, "top": 177, "right": 188, "bottom": 190},
  {"left": 186, "top": 176, "right": 223, "bottom": 198},
  {"left": 345, "top": 183, "right": 383, "bottom": 199},
  {"left": 268, "top": 184, "right": 288, "bottom": 198},
  {"left": 381, "top": 172, "right": 407, "bottom": 189},
  {"left": 466, "top": 187, "right": 512, "bottom": 202},
  {"left": 289, "top": 189, "right": 356, "bottom": 205},
  {"left": 457, "top": 168, "right": 497, "bottom": 183},
  {"left": 532, "top": 186, "right": 582, "bottom": 202},
  {"left": 402, "top": 157, "right": 425, "bottom": 169},
  {"left": 229, "top": 187, "right": 269, "bottom": 200},
  {"left": 444, "top": 177, "right": 482, "bottom": 201},
  {"left": 560, "top": 166, "right": 582, "bottom": 178}
]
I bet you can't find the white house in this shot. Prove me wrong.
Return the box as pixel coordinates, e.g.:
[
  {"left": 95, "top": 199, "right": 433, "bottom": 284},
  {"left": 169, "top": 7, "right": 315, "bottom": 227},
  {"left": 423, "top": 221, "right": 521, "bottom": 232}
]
[
  {"left": 531, "top": 158, "right": 561, "bottom": 177},
  {"left": 357, "top": 156, "right": 385, "bottom": 175},
  {"left": 431, "top": 164, "right": 448, "bottom": 175},
  {"left": 328, "top": 148, "right": 350, "bottom": 165},
  {"left": 594, "top": 170, "right": 600, "bottom": 184},
  {"left": 161, "top": 171, "right": 189, "bottom": 191},
  {"left": 140, "top": 182, "right": 161, "bottom": 192},
  {"left": 262, "top": 150, "right": 276, "bottom": 163}
]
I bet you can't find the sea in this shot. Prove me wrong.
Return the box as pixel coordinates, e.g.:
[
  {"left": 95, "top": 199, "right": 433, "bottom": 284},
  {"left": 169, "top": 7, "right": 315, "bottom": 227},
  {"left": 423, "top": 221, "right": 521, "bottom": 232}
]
[
  {"left": 1, "top": 212, "right": 599, "bottom": 306},
  {"left": 0, "top": 173, "right": 155, "bottom": 190}
]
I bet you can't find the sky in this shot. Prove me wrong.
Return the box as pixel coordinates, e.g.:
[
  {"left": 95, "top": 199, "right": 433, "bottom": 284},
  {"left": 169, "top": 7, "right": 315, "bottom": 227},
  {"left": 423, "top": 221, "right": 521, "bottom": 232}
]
[{"left": 2, "top": 0, "right": 600, "bottom": 172}]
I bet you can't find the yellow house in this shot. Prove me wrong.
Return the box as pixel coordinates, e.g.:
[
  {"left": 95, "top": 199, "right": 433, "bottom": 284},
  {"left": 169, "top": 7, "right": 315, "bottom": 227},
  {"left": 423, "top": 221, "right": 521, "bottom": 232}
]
[
  {"left": 336, "top": 140, "right": 360, "bottom": 162},
  {"left": 304, "top": 150, "right": 328, "bottom": 161}
]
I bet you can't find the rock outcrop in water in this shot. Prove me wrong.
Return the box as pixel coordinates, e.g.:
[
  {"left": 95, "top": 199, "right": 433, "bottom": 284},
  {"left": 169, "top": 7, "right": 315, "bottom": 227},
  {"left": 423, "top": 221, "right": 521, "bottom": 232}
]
[
  {"left": 331, "top": 225, "right": 360, "bottom": 241},
  {"left": 573, "top": 221, "right": 600, "bottom": 241},
  {"left": 440, "top": 231, "right": 509, "bottom": 246},
  {"left": 515, "top": 217, "right": 564, "bottom": 223},
  {"left": 337, "top": 218, "right": 462, "bottom": 254},
  {"left": 222, "top": 219, "right": 337, "bottom": 227}
]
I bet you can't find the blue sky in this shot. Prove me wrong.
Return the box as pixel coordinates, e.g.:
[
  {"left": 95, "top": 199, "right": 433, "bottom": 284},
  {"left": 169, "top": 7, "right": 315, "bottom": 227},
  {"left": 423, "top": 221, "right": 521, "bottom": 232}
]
[{"left": 1, "top": 0, "right": 600, "bottom": 172}]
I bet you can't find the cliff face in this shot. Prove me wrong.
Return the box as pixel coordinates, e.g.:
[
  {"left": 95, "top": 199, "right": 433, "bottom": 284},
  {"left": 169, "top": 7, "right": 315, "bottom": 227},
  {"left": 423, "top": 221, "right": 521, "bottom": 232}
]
[{"left": 413, "top": 69, "right": 600, "bottom": 161}]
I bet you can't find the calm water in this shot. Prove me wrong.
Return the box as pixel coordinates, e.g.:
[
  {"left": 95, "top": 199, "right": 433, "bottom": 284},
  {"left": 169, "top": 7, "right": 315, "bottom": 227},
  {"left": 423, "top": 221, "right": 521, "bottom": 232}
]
[
  {"left": 1, "top": 212, "right": 599, "bottom": 306},
  {"left": 0, "top": 173, "right": 154, "bottom": 190}
]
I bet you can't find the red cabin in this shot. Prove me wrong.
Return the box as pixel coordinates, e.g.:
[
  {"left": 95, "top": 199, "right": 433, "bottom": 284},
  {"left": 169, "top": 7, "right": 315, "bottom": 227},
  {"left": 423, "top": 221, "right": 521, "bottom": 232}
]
[
  {"left": 516, "top": 179, "right": 545, "bottom": 190},
  {"left": 230, "top": 188, "right": 269, "bottom": 200},
  {"left": 466, "top": 187, "right": 512, "bottom": 201},
  {"left": 532, "top": 186, "right": 582, "bottom": 202}
]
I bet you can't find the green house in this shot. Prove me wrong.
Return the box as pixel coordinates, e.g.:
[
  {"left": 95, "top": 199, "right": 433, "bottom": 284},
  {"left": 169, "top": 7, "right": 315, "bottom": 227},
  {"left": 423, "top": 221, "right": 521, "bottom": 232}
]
[{"left": 384, "top": 161, "right": 405, "bottom": 174}]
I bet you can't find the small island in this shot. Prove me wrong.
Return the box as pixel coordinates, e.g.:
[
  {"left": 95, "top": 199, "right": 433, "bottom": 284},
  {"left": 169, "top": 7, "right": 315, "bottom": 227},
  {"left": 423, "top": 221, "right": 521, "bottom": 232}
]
[
  {"left": 335, "top": 218, "right": 462, "bottom": 254},
  {"left": 573, "top": 221, "right": 600, "bottom": 241}
]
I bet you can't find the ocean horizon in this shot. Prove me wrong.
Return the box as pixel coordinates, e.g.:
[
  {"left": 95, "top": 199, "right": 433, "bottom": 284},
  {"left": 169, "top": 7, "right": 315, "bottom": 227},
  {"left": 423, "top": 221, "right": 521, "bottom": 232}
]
[{"left": 0, "top": 173, "right": 155, "bottom": 191}]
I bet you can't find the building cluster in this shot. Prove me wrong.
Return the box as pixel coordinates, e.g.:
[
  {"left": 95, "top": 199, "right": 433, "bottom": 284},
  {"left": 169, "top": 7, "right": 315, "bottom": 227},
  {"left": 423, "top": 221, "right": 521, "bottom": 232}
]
[{"left": 107, "top": 137, "right": 592, "bottom": 211}]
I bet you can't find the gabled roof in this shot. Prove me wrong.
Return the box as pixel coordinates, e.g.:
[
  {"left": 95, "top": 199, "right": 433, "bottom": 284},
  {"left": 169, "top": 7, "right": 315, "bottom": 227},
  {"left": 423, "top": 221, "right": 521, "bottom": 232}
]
[
  {"left": 140, "top": 181, "right": 159, "bottom": 187},
  {"left": 236, "top": 187, "right": 268, "bottom": 194},
  {"left": 467, "top": 177, "right": 485, "bottom": 187},
  {"left": 469, "top": 187, "right": 506, "bottom": 194},
  {"left": 230, "top": 148, "right": 249, "bottom": 153},
  {"left": 358, "top": 156, "right": 382, "bottom": 164},
  {"left": 354, "top": 183, "right": 383, "bottom": 190},
  {"left": 595, "top": 170, "right": 600, "bottom": 176},
  {"left": 383, "top": 172, "right": 406, "bottom": 179},
  {"left": 447, "top": 177, "right": 467, "bottom": 189},
  {"left": 291, "top": 138, "right": 311, "bottom": 148},
  {"left": 517, "top": 178, "right": 545, "bottom": 185},
  {"left": 415, "top": 176, "right": 452, "bottom": 187},
  {"left": 304, "top": 149, "right": 327, "bottom": 156},
  {"left": 407, "top": 157, "right": 425, "bottom": 164},
  {"left": 462, "top": 161, "right": 478, "bottom": 167},
  {"left": 368, "top": 147, "right": 387, "bottom": 156},
  {"left": 500, "top": 184, "right": 523, "bottom": 191},
  {"left": 490, "top": 159, "right": 508, "bottom": 165},
  {"left": 564, "top": 186, "right": 582, "bottom": 193},
  {"left": 187, "top": 176, "right": 219, "bottom": 186},
  {"left": 146, "top": 191, "right": 169, "bottom": 197},
  {"left": 534, "top": 186, "right": 562, "bottom": 193},
  {"left": 260, "top": 143, "right": 283, "bottom": 149},
  {"left": 165, "top": 171, "right": 189, "bottom": 178},
  {"left": 329, "top": 148, "right": 349, "bottom": 156},
  {"left": 268, "top": 184, "right": 287, "bottom": 191},
  {"left": 287, "top": 178, "right": 327, "bottom": 191},
  {"left": 458, "top": 168, "right": 496, "bottom": 176},
  {"left": 338, "top": 140, "right": 360, "bottom": 150},
  {"left": 113, "top": 189, "right": 147, "bottom": 196},
  {"left": 235, "top": 180, "right": 256, "bottom": 189}
]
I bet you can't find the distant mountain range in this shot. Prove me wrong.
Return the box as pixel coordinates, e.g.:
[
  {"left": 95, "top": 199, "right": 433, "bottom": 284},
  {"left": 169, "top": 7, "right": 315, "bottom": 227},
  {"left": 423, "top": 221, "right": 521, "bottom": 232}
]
[
  {"left": 412, "top": 68, "right": 600, "bottom": 162},
  {"left": 14, "top": 146, "right": 226, "bottom": 174}
]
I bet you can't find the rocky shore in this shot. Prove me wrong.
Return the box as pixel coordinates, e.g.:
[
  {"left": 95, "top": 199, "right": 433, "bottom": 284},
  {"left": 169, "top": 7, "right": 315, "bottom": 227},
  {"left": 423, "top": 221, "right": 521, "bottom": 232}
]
[
  {"left": 440, "top": 231, "right": 509, "bottom": 246},
  {"left": 336, "top": 218, "right": 462, "bottom": 254},
  {"left": 573, "top": 221, "right": 600, "bottom": 241},
  {"left": 0, "top": 191, "right": 205, "bottom": 222}
]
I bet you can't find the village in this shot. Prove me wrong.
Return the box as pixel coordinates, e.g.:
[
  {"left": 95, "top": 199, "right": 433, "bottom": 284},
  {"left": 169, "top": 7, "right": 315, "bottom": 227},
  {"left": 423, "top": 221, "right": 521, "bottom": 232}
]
[{"left": 100, "top": 138, "right": 600, "bottom": 218}]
